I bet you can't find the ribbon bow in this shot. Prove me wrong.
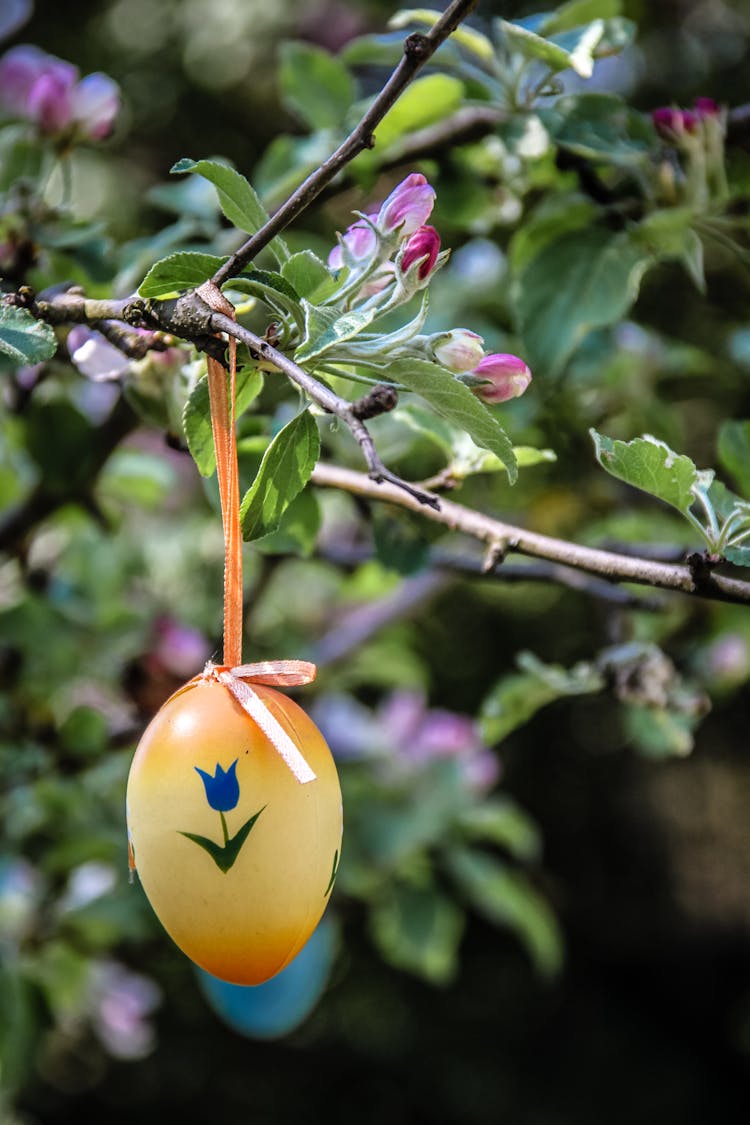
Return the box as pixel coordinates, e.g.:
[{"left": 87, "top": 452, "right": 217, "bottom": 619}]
[{"left": 206, "top": 660, "right": 318, "bottom": 785}]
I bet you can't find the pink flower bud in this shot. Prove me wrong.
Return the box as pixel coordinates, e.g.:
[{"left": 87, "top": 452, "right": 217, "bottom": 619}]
[
  {"left": 431, "top": 329, "right": 485, "bottom": 372},
  {"left": 0, "top": 45, "right": 48, "bottom": 114},
  {"left": 400, "top": 224, "right": 440, "bottom": 280},
  {"left": 26, "top": 62, "right": 77, "bottom": 132},
  {"left": 652, "top": 106, "right": 702, "bottom": 140},
  {"left": 377, "top": 173, "right": 436, "bottom": 237},
  {"left": 356, "top": 261, "right": 395, "bottom": 300},
  {"left": 694, "top": 97, "right": 720, "bottom": 119},
  {"left": 72, "top": 72, "right": 120, "bottom": 140},
  {"left": 472, "top": 353, "right": 531, "bottom": 404},
  {"left": 328, "top": 214, "right": 377, "bottom": 269}
]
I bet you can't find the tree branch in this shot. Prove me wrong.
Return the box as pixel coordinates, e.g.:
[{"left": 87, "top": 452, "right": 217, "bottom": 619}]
[
  {"left": 319, "top": 541, "right": 666, "bottom": 611},
  {"left": 310, "top": 462, "right": 750, "bottom": 607},
  {"left": 210, "top": 0, "right": 479, "bottom": 285},
  {"left": 206, "top": 310, "right": 440, "bottom": 508}
]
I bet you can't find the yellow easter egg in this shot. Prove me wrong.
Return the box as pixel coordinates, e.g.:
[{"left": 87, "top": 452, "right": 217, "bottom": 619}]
[{"left": 126, "top": 672, "right": 342, "bottom": 985}]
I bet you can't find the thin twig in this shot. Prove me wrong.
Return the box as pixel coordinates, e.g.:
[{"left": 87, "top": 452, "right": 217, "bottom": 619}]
[
  {"left": 310, "top": 462, "right": 750, "bottom": 607},
  {"left": 210, "top": 0, "right": 480, "bottom": 285},
  {"left": 207, "top": 310, "right": 440, "bottom": 509},
  {"left": 318, "top": 541, "right": 666, "bottom": 610}
]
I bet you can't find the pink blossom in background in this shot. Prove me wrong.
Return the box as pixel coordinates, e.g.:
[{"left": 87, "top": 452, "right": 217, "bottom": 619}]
[
  {"left": 652, "top": 100, "right": 719, "bottom": 140},
  {"left": 25, "top": 60, "right": 77, "bottom": 132},
  {"left": 694, "top": 97, "right": 720, "bottom": 119},
  {"left": 71, "top": 72, "right": 120, "bottom": 140},
  {"left": 432, "top": 329, "right": 485, "bottom": 372},
  {"left": 151, "top": 616, "right": 212, "bottom": 679},
  {"left": 67, "top": 325, "right": 130, "bottom": 381},
  {"left": 400, "top": 224, "right": 440, "bottom": 280},
  {"left": 377, "top": 173, "right": 436, "bottom": 237},
  {"left": 0, "top": 44, "right": 120, "bottom": 139},
  {"left": 471, "top": 353, "right": 532, "bottom": 404},
  {"left": 90, "top": 961, "right": 161, "bottom": 1061}
]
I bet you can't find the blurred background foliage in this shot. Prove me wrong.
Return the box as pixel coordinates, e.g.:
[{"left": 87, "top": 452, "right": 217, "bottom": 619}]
[{"left": 1, "top": 0, "right": 750, "bottom": 1122}]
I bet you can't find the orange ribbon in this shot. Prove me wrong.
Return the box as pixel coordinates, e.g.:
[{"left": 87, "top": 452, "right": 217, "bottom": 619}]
[
  {"left": 197, "top": 281, "right": 243, "bottom": 669},
  {"left": 194, "top": 284, "right": 318, "bottom": 785}
]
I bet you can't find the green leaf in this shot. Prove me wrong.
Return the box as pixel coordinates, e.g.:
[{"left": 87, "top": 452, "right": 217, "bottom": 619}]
[
  {"left": 254, "top": 132, "right": 335, "bottom": 210},
  {"left": 498, "top": 18, "right": 605, "bottom": 78},
  {"left": 138, "top": 251, "right": 227, "bottom": 298},
  {"left": 718, "top": 420, "right": 750, "bottom": 499},
  {"left": 171, "top": 157, "right": 288, "bottom": 264},
  {"left": 591, "top": 430, "right": 713, "bottom": 521},
  {"left": 389, "top": 9, "right": 495, "bottom": 60},
  {"left": 631, "top": 208, "right": 704, "bottom": 279},
  {"left": 295, "top": 301, "right": 377, "bottom": 363},
  {"left": 388, "top": 359, "right": 517, "bottom": 483},
  {"left": 456, "top": 797, "right": 542, "bottom": 863},
  {"left": 511, "top": 223, "right": 651, "bottom": 375},
  {"left": 279, "top": 42, "right": 356, "bottom": 130},
  {"left": 480, "top": 651, "right": 603, "bottom": 745},
  {"left": 373, "top": 508, "right": 430, "bottom": 575},
  {"left": 624, "top": 704, "right": 694, "bottom": 759},
  {"left": 252, "top": 487, "right": 322, "bottom": 557},
  {"left": 363, "top": 73, "right": 464, "bottom": 153},
  {"left": 183, "top": 367, "right": 264, "bottom": 477},
  {"left": 541, "top": 93, "right": 653, "bottom": 165},
  {"left": 447, "top": 847, "right": 563, "bottom": 977},
  {"left": 0, "top": 305, "right": 57, "bottom": 366},
  {"left": 240, "top": 410, "right": 320, "bottom": 540},
  {"left": 539, "top": 0, "right": 622, "bottom": 35},
  {"left": 281, "top": 250, "right": 337, "bottom": 301},
  {"left": 369, "top": 884, "right": 465, "bottom": 984},
  {"left": 25, "top": 400, "right": 98, "bottom": 495}
]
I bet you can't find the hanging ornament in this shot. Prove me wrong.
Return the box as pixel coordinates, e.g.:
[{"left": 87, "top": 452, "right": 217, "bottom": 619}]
[{"left": 126, "top": 283, "right": 342, "bottom": 985}]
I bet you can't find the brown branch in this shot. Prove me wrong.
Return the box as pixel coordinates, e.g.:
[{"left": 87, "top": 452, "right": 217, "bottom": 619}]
[
  {"left": 319, "top": 541, "right": 666, "bottom": 610},
  {"left": 210, "top": 0, "right": 479, "bottom": 286},
  {"left": 310, "top": 462, "right": 750, "bottom": 607},
  {"left": 206, "top": 310, "right": 439, "bottom": 509}
]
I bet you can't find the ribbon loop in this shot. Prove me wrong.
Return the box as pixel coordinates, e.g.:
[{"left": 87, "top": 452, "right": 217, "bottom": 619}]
[
  {"left": 218, "top": 670, "right": 317, "bottom": 785},
  {"left": 230, "top": 660, "right": 317, "bottom": 687}
]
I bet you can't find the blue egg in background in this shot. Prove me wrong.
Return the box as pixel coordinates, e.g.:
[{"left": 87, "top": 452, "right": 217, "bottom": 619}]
[{"left": 195, "top": 915, "right": 337, "bottom": 1039}]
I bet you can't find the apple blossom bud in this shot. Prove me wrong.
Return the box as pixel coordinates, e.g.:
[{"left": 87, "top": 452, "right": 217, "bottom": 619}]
[
  {"left": 72, "top": 72, "right": 120, "bottom": 140},
  {"left": 377, "top": 173, "right": 436, "bottom": 237},
  {"left": 327, "top": 215, "right": 377, "bottom": 270},
  {"left": 400, "top": 224, "right": 440, "bottom": 280},
  {"left": 694, "top": 97, "right": 720, "bottom": 119},
  {"left": 431, "top": 329, "right": 485, "bottom": 372},
  {"left": 26, "top": 63, "right": 77, "bottom": 132},
  {"left": 0, "top": 45, "right": 78, "bottom": 132},
  {"left": 652, "top": 105, "right": 704, "bottom": 140},
  {"left": 356, "top": 261, "right": 395, "bottom": 299},
  {"left": 0, "top": 45, "right": 48, "bottom": 114},
  {"left": 472, "top": 353, "right": 531, "bottom": 403}
]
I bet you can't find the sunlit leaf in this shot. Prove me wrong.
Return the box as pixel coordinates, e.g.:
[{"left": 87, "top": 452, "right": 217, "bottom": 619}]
[{"left": 240, "top": 410, "right": 320, "bottom": 540}]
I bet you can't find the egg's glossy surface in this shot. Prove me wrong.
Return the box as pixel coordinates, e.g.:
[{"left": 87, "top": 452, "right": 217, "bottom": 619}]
[{"left": 126, "top": 676, "right": 342, "bottom": 984}]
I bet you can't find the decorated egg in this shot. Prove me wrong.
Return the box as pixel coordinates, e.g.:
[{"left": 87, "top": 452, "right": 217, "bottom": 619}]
[
  {"left": 126, "top": 666, "right": 342, "bottom": 985},
  {"left": 196, "top": 915, "right": 337, "bottom": 1039}
]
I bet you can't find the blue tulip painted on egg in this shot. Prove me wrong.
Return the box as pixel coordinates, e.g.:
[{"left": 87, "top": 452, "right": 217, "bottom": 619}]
[
  {"left": 180, "top": 759, "right": 264, "bottom": 873},
  {"left": 195, "top": 759, "right": 240, "bottom": 811}
]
